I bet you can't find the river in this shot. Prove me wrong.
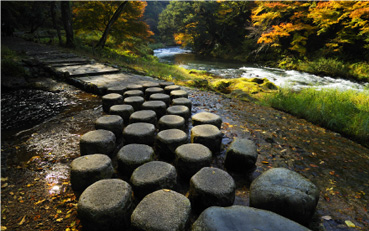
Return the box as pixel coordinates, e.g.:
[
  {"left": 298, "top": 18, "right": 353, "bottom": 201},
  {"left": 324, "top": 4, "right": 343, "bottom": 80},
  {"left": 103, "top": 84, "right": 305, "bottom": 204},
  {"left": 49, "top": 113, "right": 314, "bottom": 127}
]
[{"left": 154, "top": 47, "right": 368, "bottom": 91}]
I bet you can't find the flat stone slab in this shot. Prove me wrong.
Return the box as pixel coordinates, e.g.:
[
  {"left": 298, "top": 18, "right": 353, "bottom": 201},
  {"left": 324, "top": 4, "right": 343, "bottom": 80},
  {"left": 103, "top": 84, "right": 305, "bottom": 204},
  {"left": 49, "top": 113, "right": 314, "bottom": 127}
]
[
  {"left": 124, "top": 96, "right": 145, "bottom": 111},
  {"left": 117, "top": 144, "right": 155, "bottom": 177},
  {"left": 189, "top": 167, "right": 235, "bottom": 212},
  {"left": 123, "top": 90, "right": 144, "bottom": 98},
  {"left": 170, "top": 90, "right": 189, "bottom": 99},
  {"left": 142, "top": 100, "right": 167, "bottom": 119},
  {"left": 129, "top": 110, "right": 157, "bottom": 125},
  {"left": 131, "top": 189, "right": 191, "bottom": 231},
  {"left": 167, "top": 105, "right": 190, "bottom": 120},
  {"left": 225, "top": 138, "right": 258, "bottom": 173},
  {"left": 156, "top": 129, "right": 188, "bottom": 160},
  {"left": 192, "top": 112, "right": 222, "bottom": 129},
  {"left": 192, "top": 206, "right": 311, "bottom": 231},
  {"left": 78, "top": 179, "right": 133, "bottom": 231},
  {"left": 54, "top": 63, "right": 119, "bottom": 77},
  {"left": 164, "top": 85, "right": 180, "bottom": 94},
  {"left": 150, "top": 93, "right": 171, "bottom": 107},
  {"left": 250, "top": 167, "right": 320, "bottom": 224},
  {"left": 127, "top": 84, "right": 143, "bottom": 91},
  {"left": 130, "top": 161, "right": 177, "bottom": 198},
  {"left": 191, "top": 124, "right": 222, "bottom": 153},
  {"left": 102, "top": 93, "right": 123, "bottom": 113},
  {"left": 123, "top": 122, "right": 156, "bottom": 145},
  {"left": 95, "top": 115, "right": 123, "bottom": 137},
  {"left": 42, "top": 57, "right": 90, "bottom": 65},
  {"left": 158, "top": 115, "right": 185, "bottom": 131},
  {"left": 145, "top": 87, "right": 164, "bottom": 100},
  {"left": 107, "top": 85, "right": 127, "bottom": 95},
  {"left": 159, "top": 82, "right": 175, "bottom": 88},
  {"left": 143, "top": 82, "right": 160, "bottom": 90},
  {"left": 172, "top": 97, "right": 192, "bottom": 111},
  {"left": 80, "top": 130, "right": 116, "bottom": 155},
  {"left": 71, "top": 154, "right": 114, "bottom": 192},
  {"left": 109, "top": 104, "right": 134, "bottom": 125}
]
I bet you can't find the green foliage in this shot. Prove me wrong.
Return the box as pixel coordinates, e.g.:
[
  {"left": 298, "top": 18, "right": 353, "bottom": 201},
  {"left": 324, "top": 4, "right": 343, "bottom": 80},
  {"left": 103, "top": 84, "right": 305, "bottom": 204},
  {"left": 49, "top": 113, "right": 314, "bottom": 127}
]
[{"left": 264, "top": 88, "right": 369, "bottom": 146}]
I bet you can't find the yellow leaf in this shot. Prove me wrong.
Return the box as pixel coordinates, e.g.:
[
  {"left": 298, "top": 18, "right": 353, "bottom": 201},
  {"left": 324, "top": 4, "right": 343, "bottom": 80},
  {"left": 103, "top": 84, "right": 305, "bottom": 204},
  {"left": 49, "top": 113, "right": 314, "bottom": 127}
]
[
  {"left": 1, "top": 226, "right": 7, "bottom": 231},
  {"left": 34, "top": 199, "right": 46, "bottom": 205},
  {"left": 18, "top": 215, "right": 26, "bottom": 225},
  {"left": 345, "top": 220, "right": 355, "bottom": 228},
  {"left": 57, "top": 210, "right": 62, "bottom": 214},
  {"left": 1, "top": 183, "right": 8, "bottom": 188},
  {"left": 262, "top": 161, "right": 269, "bottom": 164},
  {"left": 56, "top": 218, "right": 63, "bottom": 222},
  {"left": 1, "top": 177, "right": 8, "bottom": 182}
]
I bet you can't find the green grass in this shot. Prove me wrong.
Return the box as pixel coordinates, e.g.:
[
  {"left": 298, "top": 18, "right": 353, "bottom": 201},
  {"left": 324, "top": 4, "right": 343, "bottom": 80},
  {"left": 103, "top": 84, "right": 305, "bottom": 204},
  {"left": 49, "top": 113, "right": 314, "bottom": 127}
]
[{"left": 263, "top": 87, "right": 369, "bottom": 146}]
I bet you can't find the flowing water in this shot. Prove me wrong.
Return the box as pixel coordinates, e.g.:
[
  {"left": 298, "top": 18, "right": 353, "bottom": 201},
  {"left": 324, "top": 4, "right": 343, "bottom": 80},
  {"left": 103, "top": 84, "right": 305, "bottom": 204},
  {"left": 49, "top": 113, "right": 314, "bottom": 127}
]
[{"left": 154, "top": 47, "right": 368, "bottom": 91}]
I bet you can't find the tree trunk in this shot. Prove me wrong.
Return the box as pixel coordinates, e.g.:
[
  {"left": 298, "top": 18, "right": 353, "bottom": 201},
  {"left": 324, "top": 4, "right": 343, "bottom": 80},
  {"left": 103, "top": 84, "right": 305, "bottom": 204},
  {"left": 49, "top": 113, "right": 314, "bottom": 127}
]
[
  {"left": 50, "top": 2, "right": 62, "bottom": 46},
  {"left": 61, "top": 1, "right": 74, "bottom": 48},
  {"left": 95, "top": 1, "right": 128, "bottom": 49}
]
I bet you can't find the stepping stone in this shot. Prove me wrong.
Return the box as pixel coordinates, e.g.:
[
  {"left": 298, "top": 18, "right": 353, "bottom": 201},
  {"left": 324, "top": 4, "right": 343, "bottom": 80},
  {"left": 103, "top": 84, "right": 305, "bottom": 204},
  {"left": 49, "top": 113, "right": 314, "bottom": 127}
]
[
  {"left": 189, "top": 167, "right": 235, "bottom": 212},
  {"left": 145, "top": 87, "right": 164, "bottom": 100},
  {"left": 174, "top": 143, "right": 212, "bottom": 179},
  {"left": 80, "top": 130, "right": 116, "bottom": 155},
  {"left": 127, "top": 84, "right": 143, "bottom": 91},
  {"left": 102, "top": 93, "right": 123, "bottom": 113},
  {"left": 164, "top": 85, "right": 180, "bottom": 94},
  {"left": 159, "top": 82, "right": 175, "bottom": 88},
  {"left": 109, "top": 104, "right": 134, "bottom": 125},
  {"left": 170, "top": 90, "right": 189, "bottom": 99},
  {"left": 192, "top": 112, "right": 222, "bottom": 129},
  {"left": 250, "top": 167, "right": 320, "bottom": 224},
  {"left": 225, "top": 138, "right": 258, "bottom": 173},
  {"left": 167, "top": 105, "right": 190, "bottom": 121},
  {"left": 143, "top": 82, "right": 160, "bottom": 90},
  {"left": 117, "top": 144, "right": 155, "bottom": 177},
  {"left": 124, "top": 96, "right": 144, "bottom": 111},
  {"left": 131, "top": 189, "right": 191, "bottom": 231},
  {"left": 123, "top": 122, "right": 155, "bottom": 146},
  {"left": 156, "top": 129, "right": 188, "bottom": 160},
  {"left": 123, "top": 89, "right": 144, "bottom": 98},
  {"left": 95, "top": 115, "right": 124, "bottom": 137},
  {"left": 71, "top": 154, "right": 114, "bottom": 192},
  {"left": 191, "top": 125, "right": 222, "bottom": 153},
  {"left": 129, "top": 110, "right": 157, "bottom": 125},
  {"left": 150, "top": 93, "right": 171, "bottom": 107},
  {"left": 192, "top": 205, "right": 310, "bottom": 231},
  {"left": 158, "top": 115, "right": 185, "bottom": 131},
  {"left": 107, "top": 86, "right": 126, "bottom": 95},
  {"left": 78, "top": 179, "right": 133, "bottom": 231},
  {"left": 172, "top": 97, "right": 192, "bottom": 111},
  {"left": 130, "top": 161, "right": 177, "bottom": 198},
  {"left": 142, "top": 100, "right": 167, "bottom": 119},
  {"left": 54, "top": 63, "right": 119, "bottom": 77}
]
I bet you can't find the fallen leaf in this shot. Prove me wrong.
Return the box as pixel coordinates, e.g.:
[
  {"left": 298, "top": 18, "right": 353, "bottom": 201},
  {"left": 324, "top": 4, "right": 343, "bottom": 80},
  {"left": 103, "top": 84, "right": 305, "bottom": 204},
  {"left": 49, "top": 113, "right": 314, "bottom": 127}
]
[
  {"left": 1, "top": 183, "right": 8, "bottom": 189},
  {"left": 163, "top": 189, "right": 171, "bottom": 192},
  {"left": 1, "top": 226, "right": 7, "bottom": 231},
  {"left": 56, "top": 218, "right": 63, "bottom": 222},
  {"left": 18, "top": 215, "right": 26, "bottom": 225},
  {"left": 1, "top": 177, "right": 8, "bottom": 182},
  {"left": 34, "top": 199, "right": 46, "bottom": 205},
  {"left": 261, "top": 161, "right": 269, "bottom": 164},
  {"left": 329, "top": 171, "right": 335, "bottom": 175},
  {"left": 310, "top": 164, "right": 318, "bottom": 168},
  {"left": 322, "top": 215, "right": 332, "bottom": 220},
  {"left": 345, "top": 220, "right": 355, "bottom": 228}
]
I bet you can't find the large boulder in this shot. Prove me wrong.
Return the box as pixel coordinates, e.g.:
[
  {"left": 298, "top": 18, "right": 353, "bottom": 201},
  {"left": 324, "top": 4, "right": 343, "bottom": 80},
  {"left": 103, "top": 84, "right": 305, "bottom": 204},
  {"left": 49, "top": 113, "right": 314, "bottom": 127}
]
[
  {"left": 250, "top": 167, "right": 320, "bottom": 224},
  {"left": 192, "top": 205, "right": 311, "bottom": 231}
]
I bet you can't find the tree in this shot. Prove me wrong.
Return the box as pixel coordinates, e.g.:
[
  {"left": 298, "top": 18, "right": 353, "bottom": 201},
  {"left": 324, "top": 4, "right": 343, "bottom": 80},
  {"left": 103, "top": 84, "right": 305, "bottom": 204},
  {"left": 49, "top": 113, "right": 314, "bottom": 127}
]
[
  {"left": 50, "top": 2, "right": 62, "bottom": 45},
  {"left": 61, "top": 1, "right": 74, "bottom": 48}
]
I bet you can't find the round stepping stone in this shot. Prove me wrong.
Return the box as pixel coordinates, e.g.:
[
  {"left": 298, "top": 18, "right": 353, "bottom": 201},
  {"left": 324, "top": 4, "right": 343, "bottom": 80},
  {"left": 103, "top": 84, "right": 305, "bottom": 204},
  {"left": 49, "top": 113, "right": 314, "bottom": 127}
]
[
  {"left": 109, "top": 104, "right": 134, "bottom": 125},
  {"left": 192, "top": 112, "right": 222, "bottom": 129},
  {"left": 78, "top": 179, "right": 133, "bottom": 231},
  {"left": 250, "top": 167, "right": 320, "bottom": 224},
  {"left": 158, "top": 115, "right": 185, "bottom": 131},
  {"left": 131, "top": 189, "right": 191, "bottom": 231},
  {"left": 123, "top": 89, "right": 144, "bottom": 98},
  {"left": 117, "top": 144, "right": 154, "bottom": 177},
  {"left": 192, "top": 205, "right": 310, "bottom": 231},
  {"left": 142, "top": 100, "right": 167, "bottom": 119},
  {"left": 80, "top": 130, "right": 116, "bottom": 155},
  {"left": 172, "top": 97, "right": 192, "bottom": 111},
  {"left": 159, "top": 82, "right": 175, "bottom": 88},
  {"left": 102, "top": 93, "right": 123, "bottom": 113},
  {"left": 167, "top": 105, "right": 190, "bottom": 120},
  {"left": 191, "top": 124, "right": 222, "bottom": 153},
  {"left": 130, "top": 161, "right": 177, "bottom": 198},
  {"left": 189, "top": 167, "right": 235, "bottom": 212},
  {"left": 225, "top": 138, "right": 258, "bottom": 173},
  {"left": 143, "top": 82, "right": 160, "bottom": 90},
  {"left": 156, "top": 129, "right": 188, "bottom": 160},
  {"left": 71, "top": 154, "right": 114, "bottom": 192},
  {"left": 127, "top": 84, "right": 143, "bottom": 91},
  {"left": 129, "top": 110, "right": 157, "bottom": 125},
  {"left": 164, "top": 85, "right": 180, "bottom": 94},
  {"left": 150, "top": 93, "right": 171, "bottom": 107},
  {"left": 124, "top": 96, "right": 144, "bottom": 111},
  {"left": 170, "top": 90, "right": 189, "bottom": 99},
  {"left": 95, "top": 115, "right": 124, "bottom": 137},
  {"left": 174, "top": 143, "right": 212, "bottom": 179},
  {"left": 107, "top": 86, "right": 126, "bottom": 95},
  {"left": 145, "top": 87, "right": 164, "bottom": 100},
  {"left": 123, "top": 122, "right": 155, "bottom": 145}
]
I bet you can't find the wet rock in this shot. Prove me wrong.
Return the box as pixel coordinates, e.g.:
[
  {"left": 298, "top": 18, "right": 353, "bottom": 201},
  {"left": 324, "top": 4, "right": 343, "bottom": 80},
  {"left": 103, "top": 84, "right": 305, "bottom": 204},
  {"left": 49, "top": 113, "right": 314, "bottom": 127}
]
[
  {"left": 95, "top": 115, "right": 124, "bottom": 137},
  {"left": 102, "top": 93, "right": 123, "bottom": 113},
  {"left": 167, "top": 105, "right": 190, "bottom": 121},
  {"left": 123, "top": 90, "right": 144, "bottom": 98},
  {"left": 142, "top": 100, "right": 167, "bottom": 119},
  {"left": 164, "top": 85, "right": 180, "bottom": 94},
  {"left": 123, "top": 122, "right": 156, "bottom": 146},
  {"left": 131, "top": 189, "right": 191, "bottom": 231},
  {"left": 192, "top": 112, "right": 222, "bottom": 129},
  {"left": 117, "top": 144, "right": 154, "bottom": 177},
  {"left": 158, "top": 115, "right": 185, "bottom": 131},
  {"left": 172, "top": 97, "right": 192, "bottom": 112},
  {"left": 129, "top": 110, "right": 157, "bottom": 125},
  {"left": 124, "top": 96, "right": 144, "bottom": 111},
  {"left": 109, "top": 104, "right": 134, "bottom": 125},
  {"left": 80, "top": 130, "right": 116, "bottom": 156},
  {"left": 174, "top": 143, "right": 212, "bottom": 179},
  {"left": 170, "top": 90, "right": 189, "bottom": 99},
  {"left": 156, "top": 129, "right": 188, "bottom": 160},
  {"left": 192, "top": 205, "right": 311, "bottom": 231},
  {"left": 191, "top": 125, "right": 222, "bottom": 153},
  {"left": 224, "top": 138, "right": 258, "bottom": 173},
  {"left": 250, "top": 167, "right": 320, "bottom": 224},
  {"left": 150, "top": 93, "right": 171, "bottom": 107},
  {"left": 189, "top": 167, "right": 235, "bottom": 212},
  {"left": 70, "top": 154, "right": 114, "bottom": 192},
  {"left": 78, "top": 179, "right": 133, "bottom": 231},
  {"left": 145, "top": 87, "right": 164, "bottom": 100},
  {"left": 130, "top": 161, "right": 177, "bottom": 199}
]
